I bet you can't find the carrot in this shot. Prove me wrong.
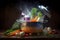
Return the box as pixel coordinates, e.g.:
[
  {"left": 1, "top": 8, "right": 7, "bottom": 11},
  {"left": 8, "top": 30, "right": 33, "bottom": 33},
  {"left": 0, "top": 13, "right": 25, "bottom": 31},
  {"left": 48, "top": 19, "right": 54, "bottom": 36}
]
[
  {"left": 9, "top": 30, "right": 20, "bottom": 36},
  {"left": 30, "top": 16, "right": 38, "bottom": 22}
]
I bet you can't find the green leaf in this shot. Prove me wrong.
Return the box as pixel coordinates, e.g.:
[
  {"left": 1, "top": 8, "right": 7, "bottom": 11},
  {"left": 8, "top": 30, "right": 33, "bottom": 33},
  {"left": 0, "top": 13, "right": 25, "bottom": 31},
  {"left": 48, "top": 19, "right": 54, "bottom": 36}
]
[
  {"left": 38, "top": 11, "right": 43, "bottom": 17},
  {"left": 11, "top": 22, "right": 20, "bottom": 29},
  {"left": 4, "top": 29, "right": 14, "bottom": 35},
  {"left": 31, "top": 8, "right": 38, "bottom": 17},
  {"left": 4, "top": 22, "right": 20, "bottom": 35}
]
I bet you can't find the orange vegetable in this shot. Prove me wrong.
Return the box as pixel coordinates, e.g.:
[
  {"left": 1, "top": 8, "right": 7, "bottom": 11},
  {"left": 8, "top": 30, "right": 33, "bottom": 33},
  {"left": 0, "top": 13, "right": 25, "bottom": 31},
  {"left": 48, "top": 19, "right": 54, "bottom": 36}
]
[
  {"left": 30, "top": 16, "right": 38, "bottom": 22},
  {"left": 9, "top": 30, "right": 20, "bottom": 36}
]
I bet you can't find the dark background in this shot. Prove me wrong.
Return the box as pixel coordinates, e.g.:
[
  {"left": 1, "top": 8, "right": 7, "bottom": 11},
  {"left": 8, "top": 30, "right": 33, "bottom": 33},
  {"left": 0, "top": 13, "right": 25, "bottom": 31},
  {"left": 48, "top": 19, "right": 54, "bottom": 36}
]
[{"left": 0, "top": 0, "right": 60, "bottom": 32}]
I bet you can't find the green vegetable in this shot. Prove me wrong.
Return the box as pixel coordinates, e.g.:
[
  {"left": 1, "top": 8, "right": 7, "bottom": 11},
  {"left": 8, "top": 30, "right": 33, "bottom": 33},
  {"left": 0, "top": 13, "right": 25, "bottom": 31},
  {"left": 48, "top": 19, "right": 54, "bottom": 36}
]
[
  {"left": 38, "top": 11, "right": 43, "bottom": 17},
  {"left": 4, "top": 22, "right": 20, "bottom": 35},
  {"left": 31, "top": 8, "right": 43, "bottom": 18},
  {"left": 11, "top": 22, "right": 20, "bottom": 30},
  {"left": 31, "top": 8, "right": 38, "bottom": 18},
  {"left": 4, "top": 29, "right": 14, "bottom": 35}
]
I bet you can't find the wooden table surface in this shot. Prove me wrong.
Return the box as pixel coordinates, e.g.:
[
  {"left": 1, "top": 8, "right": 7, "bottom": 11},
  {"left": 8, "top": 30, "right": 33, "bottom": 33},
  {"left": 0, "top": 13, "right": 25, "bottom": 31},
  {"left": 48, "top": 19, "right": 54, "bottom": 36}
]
[{"left": 0, "top": 32, "right": 60, "bottom": 38}]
